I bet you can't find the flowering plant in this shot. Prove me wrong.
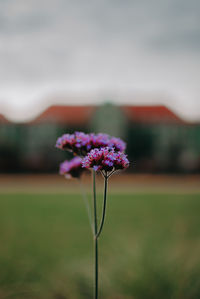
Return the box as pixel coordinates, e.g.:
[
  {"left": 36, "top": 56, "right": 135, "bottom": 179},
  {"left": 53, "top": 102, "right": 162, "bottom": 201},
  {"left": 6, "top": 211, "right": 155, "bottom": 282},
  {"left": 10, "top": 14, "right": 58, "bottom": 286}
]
[{"left": 56, "top": 132, "right": 129, "bottom": 299}]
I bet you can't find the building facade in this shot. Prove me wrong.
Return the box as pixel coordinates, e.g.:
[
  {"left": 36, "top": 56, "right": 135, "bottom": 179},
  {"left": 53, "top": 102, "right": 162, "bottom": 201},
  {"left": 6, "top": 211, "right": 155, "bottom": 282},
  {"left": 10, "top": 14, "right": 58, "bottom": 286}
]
[{"left": 0, "top": 104, "right": 199, "bottom": 173}]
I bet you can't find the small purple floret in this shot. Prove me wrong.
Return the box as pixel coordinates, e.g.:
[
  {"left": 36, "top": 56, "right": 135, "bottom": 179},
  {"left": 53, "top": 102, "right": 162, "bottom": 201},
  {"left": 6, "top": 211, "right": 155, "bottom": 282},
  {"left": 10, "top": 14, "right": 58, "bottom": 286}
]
[
  {"left": 56, "top": 133, "right": 76, "bottom": 151},
  {"left": 55, "top": 132, "right": 91, "bottom": 156},
  {"left": 108, "top": 137, "right": 126, "bottom": 152},
  {"left": 82, "top": 147, "right": 129, "bottom": 174},
  {"left": 59, "top": 157, "right": 85, "bottom": 179}
]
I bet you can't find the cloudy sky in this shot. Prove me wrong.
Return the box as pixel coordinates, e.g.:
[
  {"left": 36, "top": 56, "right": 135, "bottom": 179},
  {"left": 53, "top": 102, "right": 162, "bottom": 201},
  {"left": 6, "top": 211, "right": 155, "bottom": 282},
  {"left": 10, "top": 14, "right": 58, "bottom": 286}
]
[{"left": 0, "top": 0, "right": 200, "bottom": 121}]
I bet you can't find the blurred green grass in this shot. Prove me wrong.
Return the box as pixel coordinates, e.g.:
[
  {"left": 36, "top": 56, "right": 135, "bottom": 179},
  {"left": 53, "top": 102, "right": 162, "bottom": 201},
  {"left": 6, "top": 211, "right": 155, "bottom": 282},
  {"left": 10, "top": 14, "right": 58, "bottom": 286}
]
[{"left": 0, "top": 192, "right": 200, "bottom": 298}]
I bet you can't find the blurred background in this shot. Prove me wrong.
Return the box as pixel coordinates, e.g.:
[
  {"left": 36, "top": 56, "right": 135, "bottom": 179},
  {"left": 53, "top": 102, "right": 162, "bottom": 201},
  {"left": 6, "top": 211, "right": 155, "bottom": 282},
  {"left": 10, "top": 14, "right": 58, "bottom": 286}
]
[
  {"left": 0, "top": 0, "right": 200, "bottom": 298},
  {"left": 1, "top": 103, "right": 200, "bottom": 173}
]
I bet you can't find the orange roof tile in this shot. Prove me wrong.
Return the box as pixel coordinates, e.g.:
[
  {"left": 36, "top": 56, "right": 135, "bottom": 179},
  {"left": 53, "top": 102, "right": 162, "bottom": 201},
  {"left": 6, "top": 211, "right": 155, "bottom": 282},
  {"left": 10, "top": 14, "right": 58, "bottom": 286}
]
[
  {"left": 121, "top": 105, "right": 184, "bottom": 124},
  {"left": 0, "top": 114, "right": 10, "bottom": 124},
  {"left": 32, "top": 105, "right": 96, "bottom": 125},
  {"left": 31, "top": 104, "right": 185, "bottom": 126}
]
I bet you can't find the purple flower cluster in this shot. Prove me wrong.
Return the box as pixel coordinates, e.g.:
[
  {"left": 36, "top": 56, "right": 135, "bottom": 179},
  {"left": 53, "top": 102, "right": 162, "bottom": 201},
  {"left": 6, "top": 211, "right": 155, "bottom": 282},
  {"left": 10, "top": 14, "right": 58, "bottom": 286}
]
[
  {"left": 59, "top": 157, "right": 85, "bottom": 179},
  {"left": 56, "top": 131, "right": 129, "bottom": 178},
  {"left": 55, "top": 132, "right": 126, "bottom": 156},
  {"left": 82, "top": 147, "right": 129, "bottom": 173}
]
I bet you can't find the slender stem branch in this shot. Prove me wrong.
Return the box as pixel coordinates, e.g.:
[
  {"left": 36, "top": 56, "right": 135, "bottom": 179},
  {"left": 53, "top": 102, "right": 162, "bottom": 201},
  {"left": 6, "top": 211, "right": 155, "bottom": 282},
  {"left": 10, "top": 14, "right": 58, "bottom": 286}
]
[
  {"left": 96, "top": 175, "right": 108, "bottom": 239},
  {"left": 92, "top": 170, "right": 98, "bottom": 299},
  {"left": 107, "top": 169, "right": 115, "bottom": 179},
  {"left": 94, "top": 237, "right": 98, "bottom": 299},
  {"left": 92, "top": 170, "right": 109, "bottom": 298},
  {"left": 78, "top": 179, "right": 94, "bottom": 234},
  {"left": 93, "top": 170, "right": 98, "bottom": 235}
]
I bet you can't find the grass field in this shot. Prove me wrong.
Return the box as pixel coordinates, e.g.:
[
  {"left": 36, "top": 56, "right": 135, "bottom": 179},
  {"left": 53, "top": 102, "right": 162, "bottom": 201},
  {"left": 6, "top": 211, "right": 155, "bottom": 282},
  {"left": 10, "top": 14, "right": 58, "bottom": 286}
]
[{"left": 0, "top": 176, "right": 200, "bottom": 298}]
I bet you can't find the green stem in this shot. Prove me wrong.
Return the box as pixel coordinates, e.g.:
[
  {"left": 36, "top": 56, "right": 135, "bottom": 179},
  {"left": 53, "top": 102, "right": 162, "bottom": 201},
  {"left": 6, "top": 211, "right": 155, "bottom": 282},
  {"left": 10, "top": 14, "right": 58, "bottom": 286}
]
[
  {"left": 96, "top": 175, "right": 108, "bottom": 239},
  {"left": 78, "top": 179, "right": 94, "bottom": 235},
  {"left": 92, "top": 170, "right": 98, "bottom": 299}
]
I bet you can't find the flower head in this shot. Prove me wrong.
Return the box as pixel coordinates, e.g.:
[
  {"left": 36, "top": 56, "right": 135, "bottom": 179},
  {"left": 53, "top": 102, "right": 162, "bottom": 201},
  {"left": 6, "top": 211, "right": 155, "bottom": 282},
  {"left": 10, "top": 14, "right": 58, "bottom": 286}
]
[
  {"left": 56, "top": 131, "right": 126, "bottom": 156},
  {"left": 59, "top": 157, "right": 85, "bottom": 179},
  {"left": 55, "top": 132, "right": 91, "bottom": 156},
  {"left": 82, "top": 147, "right": 129, "bottom": 174}
]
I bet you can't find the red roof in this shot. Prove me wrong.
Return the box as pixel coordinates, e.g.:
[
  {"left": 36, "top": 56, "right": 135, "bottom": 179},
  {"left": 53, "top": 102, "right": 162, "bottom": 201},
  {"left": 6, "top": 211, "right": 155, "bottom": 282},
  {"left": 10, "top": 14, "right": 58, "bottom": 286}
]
[
  {"left": 0, "top": 114, "right": 9, "bottom": 124},
  {"left": 32, "top": 105, "right": 96, "bottom": 126},
  {"left": 31, "top": 104, "right": 185, "bottom": 126},
  {"left": 121, "top": 105, "right": 184, "bottom": 124}
]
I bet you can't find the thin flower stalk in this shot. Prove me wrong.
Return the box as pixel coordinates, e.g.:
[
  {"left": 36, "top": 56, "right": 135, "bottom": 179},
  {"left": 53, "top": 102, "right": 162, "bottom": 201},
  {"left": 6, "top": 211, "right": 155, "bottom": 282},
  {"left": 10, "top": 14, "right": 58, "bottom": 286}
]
[
  {"left": 77, "top": 179, "right": 94, "bottom": 235},
  {"left": 92, "top": 170, "right": 98, "bottom": 299},
  {"left": 96, "top": 174, "right": 108, "bottom": 239}
]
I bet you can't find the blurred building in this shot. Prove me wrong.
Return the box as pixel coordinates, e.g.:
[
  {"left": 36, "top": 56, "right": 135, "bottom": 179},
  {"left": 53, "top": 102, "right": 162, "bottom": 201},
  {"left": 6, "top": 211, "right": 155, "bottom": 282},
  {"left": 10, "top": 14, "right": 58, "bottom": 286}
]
[{"left": 0, "top": 104, "right": 200, "bottom": 173}]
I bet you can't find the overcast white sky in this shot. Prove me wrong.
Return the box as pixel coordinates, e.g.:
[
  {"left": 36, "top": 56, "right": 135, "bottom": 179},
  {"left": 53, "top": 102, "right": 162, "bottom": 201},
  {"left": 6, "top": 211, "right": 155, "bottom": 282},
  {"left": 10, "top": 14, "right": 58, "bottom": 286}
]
[{"left": 0, "top": 0, "right": 200, "bottom": 122}]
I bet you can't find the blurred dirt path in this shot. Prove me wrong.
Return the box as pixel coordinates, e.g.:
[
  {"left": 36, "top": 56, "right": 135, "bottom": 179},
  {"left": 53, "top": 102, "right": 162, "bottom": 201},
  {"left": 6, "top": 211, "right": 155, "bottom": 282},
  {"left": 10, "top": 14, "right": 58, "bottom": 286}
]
[{"left": 0, "top": 174, "right": 200, "bottom": 194}]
